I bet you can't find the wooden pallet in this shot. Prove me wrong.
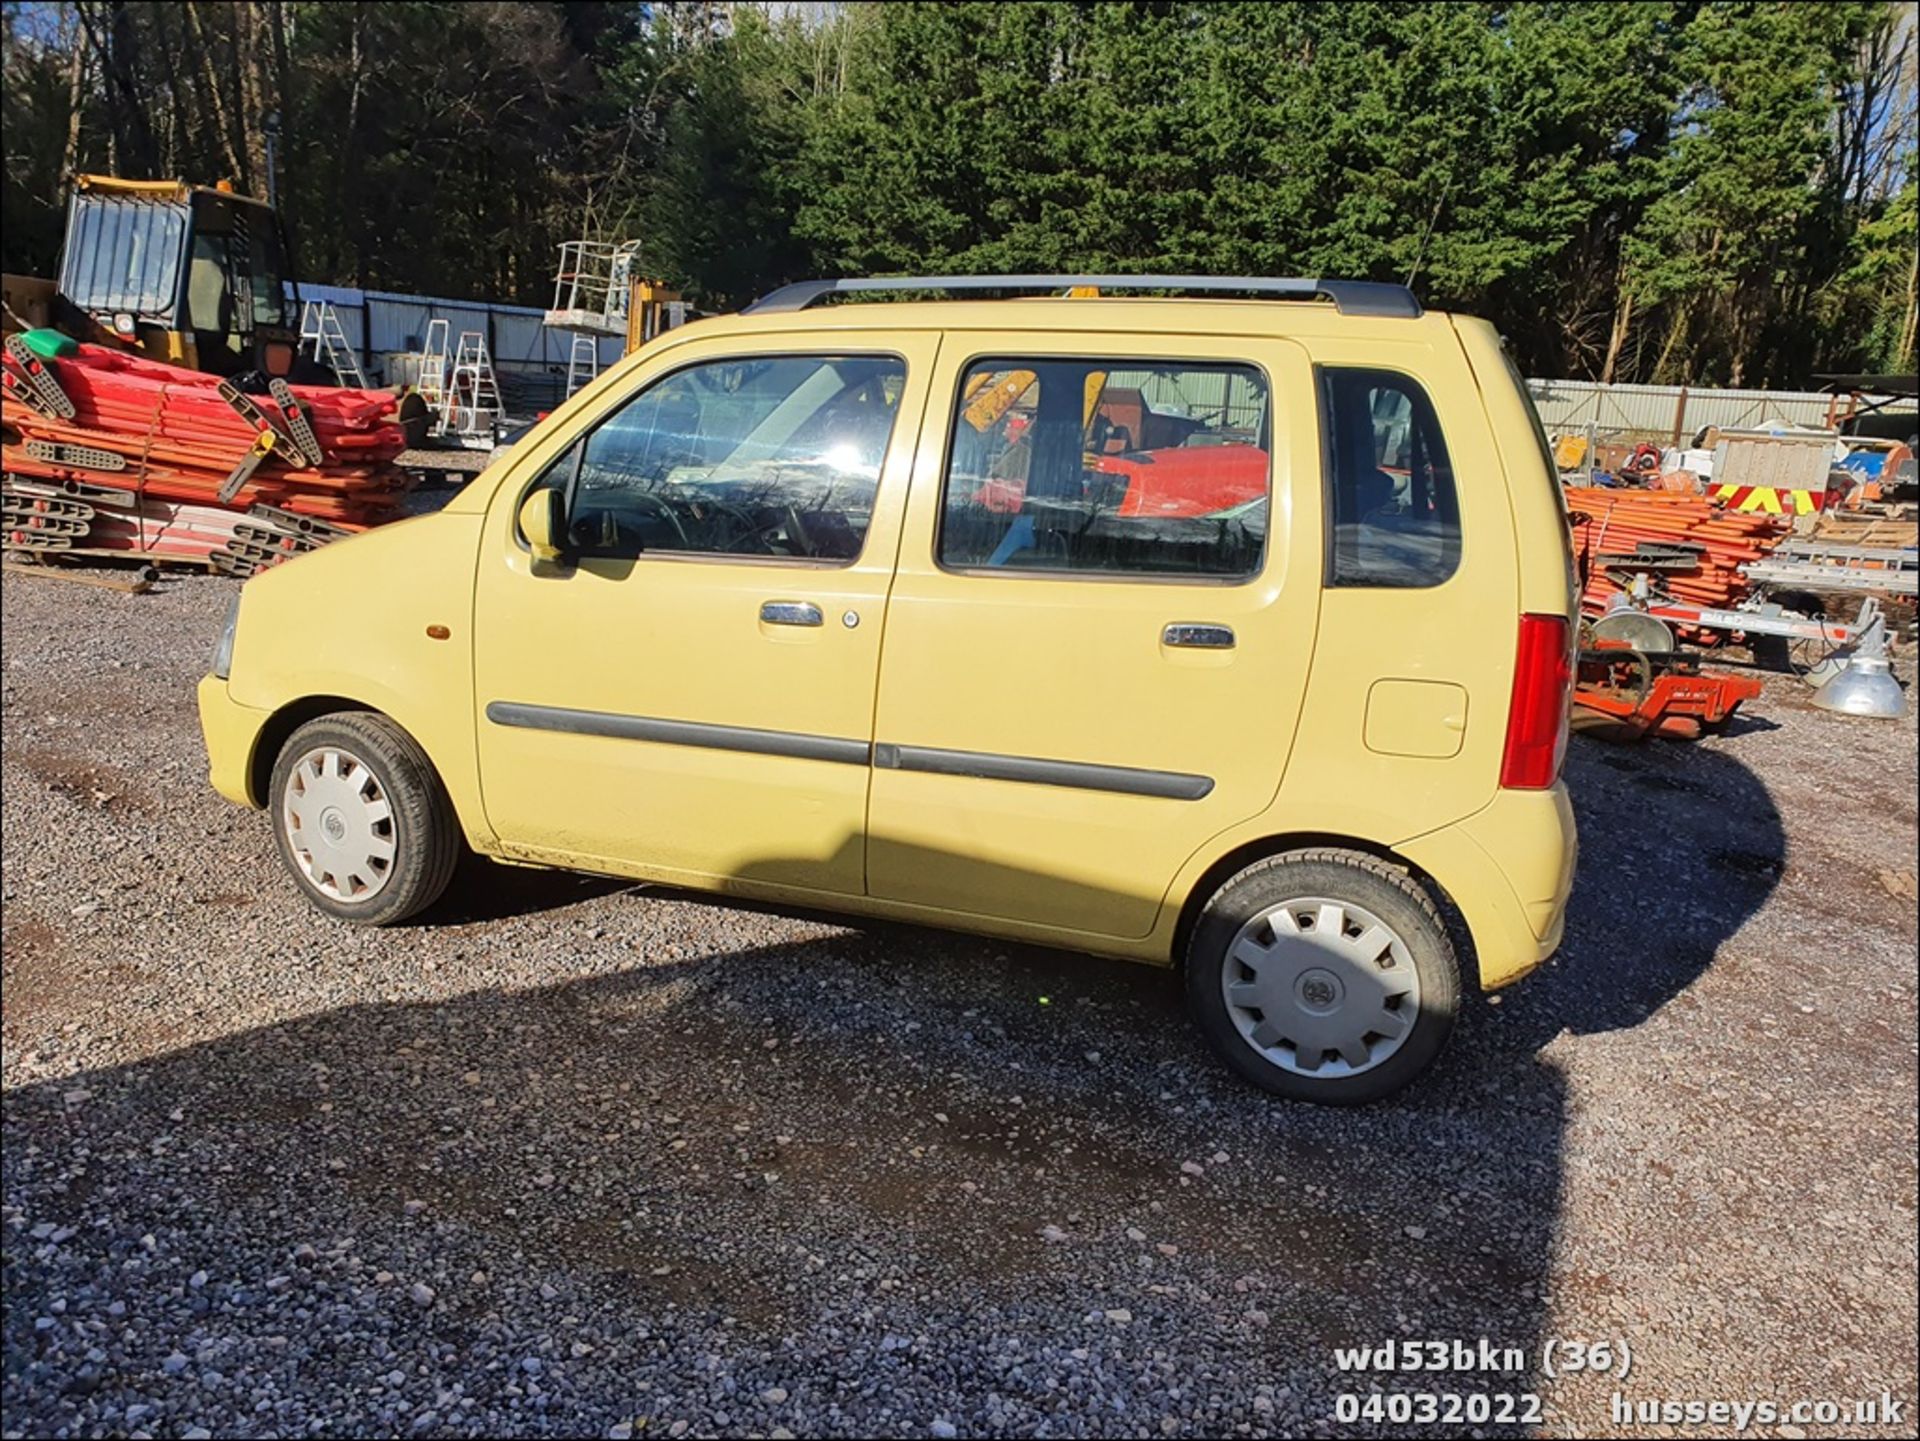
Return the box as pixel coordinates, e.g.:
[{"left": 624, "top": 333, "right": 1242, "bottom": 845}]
[{"left": 1811, "top": 513, "right": 1919, "bottom": 549}]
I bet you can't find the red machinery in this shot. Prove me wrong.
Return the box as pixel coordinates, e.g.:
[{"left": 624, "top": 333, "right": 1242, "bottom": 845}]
[
  {"left": 972, "top": 442, "right": 1269, "bottom": 518},
  {"left": 1092, "top": 444, "right": 1268, "bottom": 517},
  {"left": 1573, "top": 640, "right": 1765, "bottom": 741}
]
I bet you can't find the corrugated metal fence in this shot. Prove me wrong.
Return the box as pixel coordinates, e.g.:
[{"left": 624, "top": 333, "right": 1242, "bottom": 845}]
[
  {"left": 1522, "top": 378, "right": 1900, "bottom": 440},
  {"left": 288, "top": 282, "right": 624, "bottom": 413}
]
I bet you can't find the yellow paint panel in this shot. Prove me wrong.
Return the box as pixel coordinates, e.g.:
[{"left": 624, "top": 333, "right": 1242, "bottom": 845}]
[
  {"left": 469, "top": 330, "right": 943, "bottom": 895},
  {"left": 867, "top": 331, "right": 1320, "bottom": 939},
  {"left": 195, "top": 675, "right": 268, "bottom": 806},
  {"left": 222, "top": 511, "right": 494, "bottom": 847}
]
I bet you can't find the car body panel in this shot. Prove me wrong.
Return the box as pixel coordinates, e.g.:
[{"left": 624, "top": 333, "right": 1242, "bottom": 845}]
[
  {"left": 199, "top": 294, "right": 1577, "bottom": 989},
  {"left": 865, "top": 330, "right": 1321, "bottom": 938},
  {"left": 469, "top": 330, "right": 943, "bottom": 894},
  {"left": 196, "top": 672, "right": 267, "bottom": 807},
  {"left": 214, "top": 511, "right": 491, "bottom": 844}
]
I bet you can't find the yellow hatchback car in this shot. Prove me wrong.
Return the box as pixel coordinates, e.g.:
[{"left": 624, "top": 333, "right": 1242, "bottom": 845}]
[{"left": 199, "top": 275, "right": 1578, "bottom": 1103}]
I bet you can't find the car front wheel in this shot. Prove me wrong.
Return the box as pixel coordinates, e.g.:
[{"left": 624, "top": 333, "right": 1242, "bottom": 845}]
[{"left": 268, "top": 712, "right": 459, "bottom": 926}]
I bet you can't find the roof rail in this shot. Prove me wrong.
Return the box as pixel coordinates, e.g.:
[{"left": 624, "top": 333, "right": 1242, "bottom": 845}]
[{"left": 742, "top": 274, "right": 1422, "bottom": 319}]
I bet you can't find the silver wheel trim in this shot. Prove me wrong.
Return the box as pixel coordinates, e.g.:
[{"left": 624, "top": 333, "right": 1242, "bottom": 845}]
[
  {"left": 1220, "top": 895, "right": 1421, "bottom": 1078},
  {"left": 281, "top": 746, "right": 398, "bottom": 903}
]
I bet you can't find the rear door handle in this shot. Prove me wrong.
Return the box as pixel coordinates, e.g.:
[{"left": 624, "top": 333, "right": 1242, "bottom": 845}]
[
  {"left": 760, "top": 600, "right": 823, "bottom": 627},
  {"left": 1163, "top": 622, "right": 1235, "bottom": 650}
]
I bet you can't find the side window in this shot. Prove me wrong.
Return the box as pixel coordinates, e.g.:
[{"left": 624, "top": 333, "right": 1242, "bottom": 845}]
[
  {"left": 529, "top": 354, "right": 908, "bottom": 562},
  {"left": 248, "top": 224, "right": 289, "bottom": 327},
  {"left": 938, "top": 358, "right": 1269, "bottom": 578},
  {"left": 184, "top": 232, "right": 234, "bottom": 333},
  {"left": 1321, "top": 368, "right": 1460, "bottom": 587}
]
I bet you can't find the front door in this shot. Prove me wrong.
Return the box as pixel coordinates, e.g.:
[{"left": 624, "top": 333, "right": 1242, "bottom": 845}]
[
  {"left": 867, "top": 332, "right": 1323, "bottom": 940},
  {"left": 473, "top": 332, "right": 939, "bottom": 895}
]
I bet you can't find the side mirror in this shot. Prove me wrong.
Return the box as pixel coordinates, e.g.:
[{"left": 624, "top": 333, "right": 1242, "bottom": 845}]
[{"left": 518, "top": 488, "right": 569, "bottom": 565}]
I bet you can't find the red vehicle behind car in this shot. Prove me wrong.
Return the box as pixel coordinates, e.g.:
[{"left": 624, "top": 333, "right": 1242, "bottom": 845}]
[{"left": 973, "top": 442, "right": 1269, "bottom": 519}]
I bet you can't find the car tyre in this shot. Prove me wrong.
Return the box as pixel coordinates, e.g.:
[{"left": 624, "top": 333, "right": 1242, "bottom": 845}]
[
  {"left": 268, "top": 712, "right": 459, "bottom": 926},
  {"left": 1185, "top": 849, "right": 1459, "bottom": 1104}
]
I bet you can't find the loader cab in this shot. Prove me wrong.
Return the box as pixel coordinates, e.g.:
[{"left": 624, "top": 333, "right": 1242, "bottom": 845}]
[{"left": 56, "top": 175, "right": 298, "bottom": 379}]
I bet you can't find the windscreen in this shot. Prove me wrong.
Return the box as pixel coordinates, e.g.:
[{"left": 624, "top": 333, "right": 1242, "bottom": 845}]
[{"left": 58, "top": 194, "right": 188, "bottom": 321}]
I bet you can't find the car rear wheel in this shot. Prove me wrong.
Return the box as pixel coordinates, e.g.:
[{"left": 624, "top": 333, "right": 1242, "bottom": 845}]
[
  {"left": 269, "top": 713, "right": 459, "bottom": 926},
  {"left": 1185, "top": 849, "right": 1458, "bottom": 1104}
]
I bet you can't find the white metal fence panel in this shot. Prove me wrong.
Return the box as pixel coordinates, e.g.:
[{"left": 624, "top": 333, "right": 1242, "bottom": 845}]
[
  {"left": 284, "top": 282, "right": 621, "bottom": 396},
  {"left": 1521, "top": 378, "right": 1896, "bottom": 438},
  {"left": 488, "top": 312, "right": 548, "bottom": 367}
]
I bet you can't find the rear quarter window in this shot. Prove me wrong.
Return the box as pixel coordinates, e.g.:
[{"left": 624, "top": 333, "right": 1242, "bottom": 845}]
[{"left": 1320, "top": 368, "right": 1461, "bottom": 588}]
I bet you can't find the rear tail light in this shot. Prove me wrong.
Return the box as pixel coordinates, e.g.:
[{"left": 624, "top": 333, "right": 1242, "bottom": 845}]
[{"left": 1500, "top": 613, "right": 1573, "bottom": 789}]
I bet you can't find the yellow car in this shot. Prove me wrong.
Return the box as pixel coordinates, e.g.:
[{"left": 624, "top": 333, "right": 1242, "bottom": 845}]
[{"left": 199, "top": 275, "right": 1577, "bottom": 1103}]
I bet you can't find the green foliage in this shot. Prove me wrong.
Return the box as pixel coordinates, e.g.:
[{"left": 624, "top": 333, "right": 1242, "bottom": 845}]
[
  {"left": 1620, "top": 2, "right": 1885, "bottom": 381},
  {"left": 641, "top": 8, "right": 815, "bottom": 306},
  {"left": 2, "top": 2, "right": 640, "bottom": 304},
  {"left": 645, "top": 0, "right": 1913, "bottom": 383},
  {"left": 2, "top": 1, "right": 1914, "bottom": 383},
  {"left": 0, "top": 4, "right": 76, "bottom": 274}
]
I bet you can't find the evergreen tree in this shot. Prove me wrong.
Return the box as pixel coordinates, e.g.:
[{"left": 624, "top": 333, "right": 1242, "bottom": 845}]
[{"left": 2, "top": 1, "right": 1913, "bottom": 382}]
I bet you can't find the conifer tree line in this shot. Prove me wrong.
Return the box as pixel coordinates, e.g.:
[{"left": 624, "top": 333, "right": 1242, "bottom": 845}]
[{"left": 3, "top": 1, "right": 1914, "bottom": 386}]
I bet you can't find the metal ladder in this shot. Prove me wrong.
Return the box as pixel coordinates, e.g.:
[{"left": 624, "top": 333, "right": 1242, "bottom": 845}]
[
  {"left": 418, "top": 319, "right": 451, "bottom": 432},
  {"left": 446, "top": 330, "right": 502, "bottom": 438},
  {"left": 298, "top": 300, "right": 368, "bottom": 389},
  {"left": 565, "top": 335, "right": 599, "bottom": 398}
]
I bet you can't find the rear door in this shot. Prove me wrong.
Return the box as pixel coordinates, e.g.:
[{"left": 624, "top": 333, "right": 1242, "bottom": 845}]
[{"left": 867, "top": 331, "right": 1323, "bottom": 940}]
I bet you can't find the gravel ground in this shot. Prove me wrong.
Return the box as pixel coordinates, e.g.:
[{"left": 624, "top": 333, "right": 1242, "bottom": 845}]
[{"left": 2, "top": 565, "right": 1915, "bottom": 1440}]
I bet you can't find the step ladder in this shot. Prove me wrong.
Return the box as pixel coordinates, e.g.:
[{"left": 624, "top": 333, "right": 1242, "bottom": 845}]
[
  {"left": 445, "top": 330, "right": 502, "bottom": 439},
  {"left": 418, "top": 319, "right": 451, "bottom": 432},
  {"left": 298, "top": 300, "right": 368, "bottom": 389},
  {"left": 565, "top": 335, "right": 600, "bottom": 398}
]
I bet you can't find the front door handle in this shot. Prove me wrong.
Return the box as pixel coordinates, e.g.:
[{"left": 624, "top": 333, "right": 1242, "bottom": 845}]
[
  {"left": 760, "top": 600, "right": 823, "bottom": 627},
  {"left": 1163, "top": 622, "right": 1235, "bottom": 650}
]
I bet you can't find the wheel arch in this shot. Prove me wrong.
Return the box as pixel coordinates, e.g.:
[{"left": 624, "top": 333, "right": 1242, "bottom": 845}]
[
  {"left": 1169, "top": 832, "right": 1480, "bottom": 985},
  {"left": 248, "top": 695, "right": 376, "bottom": 807}
]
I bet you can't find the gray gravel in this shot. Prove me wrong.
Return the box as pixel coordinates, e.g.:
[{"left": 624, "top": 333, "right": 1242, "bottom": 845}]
[{"left": 3, "top": 565, "right": 1916, "bottom": 1439}]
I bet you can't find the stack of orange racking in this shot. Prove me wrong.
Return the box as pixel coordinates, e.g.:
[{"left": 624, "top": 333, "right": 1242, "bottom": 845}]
[
  {"left": 1564, "top": 487, "right": 1790, "bottom": 643},
  {"left": 3, "top": 343, "right": 415, "bottom": 573}
]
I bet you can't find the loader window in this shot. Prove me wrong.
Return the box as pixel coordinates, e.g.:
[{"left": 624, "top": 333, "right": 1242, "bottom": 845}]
[
  {"left": 938, "top": 358, "right": 1269, "bottom": 578},
  {"left": 1321, "top": 368, "right": 1461, "bottom": 587},
  {"left": 185, "top": 233, "right": 236, "bottom": 335},
  {"left": 248, "top": 223, "right": 289, "bottom": 327},
  {"left": 58, "top": 195, "right": 188, "bottom": 320},
  {"left": 188, "top": 201, "right": 283, "bottom": 340},
  {"left": 533, "top": 353, "right": 907, "bottom": 563}
]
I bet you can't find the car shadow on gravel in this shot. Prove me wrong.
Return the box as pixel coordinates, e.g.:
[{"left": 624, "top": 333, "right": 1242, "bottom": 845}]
[
  {"left": 419, "top": 853, "right": 633, "bottom": 925},
  {"left": 2, "top": 734, "right": 1784, "bottom": 1438}
]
